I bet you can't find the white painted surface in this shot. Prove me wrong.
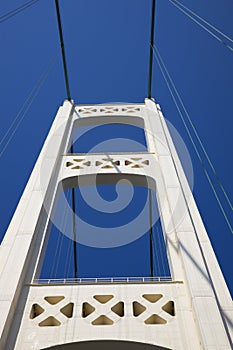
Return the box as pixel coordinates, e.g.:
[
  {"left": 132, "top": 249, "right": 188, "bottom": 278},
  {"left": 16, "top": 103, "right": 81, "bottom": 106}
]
[{"left": 0, "top": 99, "right": 232, "bottom": 349}]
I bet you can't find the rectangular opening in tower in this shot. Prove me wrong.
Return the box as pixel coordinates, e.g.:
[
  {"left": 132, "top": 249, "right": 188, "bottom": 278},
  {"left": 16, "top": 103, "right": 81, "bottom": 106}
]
[
  {"left": 69, "top": 124, "right": 148, "bottom": 153},
  {"left": 39, "top": 187, "right": 171, "bottom": 281}
]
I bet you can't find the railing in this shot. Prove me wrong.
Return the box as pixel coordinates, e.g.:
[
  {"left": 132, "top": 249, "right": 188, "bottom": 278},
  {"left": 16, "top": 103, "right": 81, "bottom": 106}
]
[{"left": 32, "top": 276, "right": 172, "bottom": 285}]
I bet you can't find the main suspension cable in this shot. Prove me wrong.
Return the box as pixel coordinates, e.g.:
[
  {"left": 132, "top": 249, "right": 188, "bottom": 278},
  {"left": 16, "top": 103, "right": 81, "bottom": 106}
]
[
  {"left": 153, "top": 46, "right": 232, "bottom": 233},
  {"left": 0, "top": 54, "right": 57, "bottom": 160},
  {"left": 171, "top": 0, "right": 233, "bottom": 44},
  {"left": 168, "top": 0, "right": 233, "bottom": 52},
  {"left": 155, "top": 47, "right": 232, "bottom": 212},
  {"left": 0, "top": 0, "right": 41, "bottom": 24}
]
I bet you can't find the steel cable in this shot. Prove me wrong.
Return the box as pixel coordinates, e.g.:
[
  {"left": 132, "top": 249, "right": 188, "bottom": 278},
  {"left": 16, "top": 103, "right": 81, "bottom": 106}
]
[
  {"left": 155, "top": 46, "right": 232, "bottom": 212},
  {"left": 0, "top": 54, "right": 57, "bottom": 159},
  {"left": 153, "top": 46, "right": 233, "bottom": 233},
  {"left": 0, "top": 0, "right": 41, "bottom": 24},
  {"left": 170, "top": 0, "right": 233, "bottom": 44},
  {"left": 168, "top": 0, "right": 233, "bottom": 52}
]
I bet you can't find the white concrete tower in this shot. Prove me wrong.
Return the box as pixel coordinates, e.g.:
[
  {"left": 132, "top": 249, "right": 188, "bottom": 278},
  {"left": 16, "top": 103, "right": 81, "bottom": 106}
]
[{"left": 0, "top": 99, "right": 232, "bottom": 350}]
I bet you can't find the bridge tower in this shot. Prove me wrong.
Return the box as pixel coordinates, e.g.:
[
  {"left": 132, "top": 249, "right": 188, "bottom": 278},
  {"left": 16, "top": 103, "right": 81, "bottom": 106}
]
[{"left": 0, "top": 98, "right": 232, "bottom": 350}]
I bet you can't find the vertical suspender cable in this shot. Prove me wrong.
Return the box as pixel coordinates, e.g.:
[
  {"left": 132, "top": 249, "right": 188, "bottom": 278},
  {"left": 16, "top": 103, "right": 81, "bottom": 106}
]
[
  {"left": 148, "top": 0, "right": 156, "bottom": 99},
  {"left": 70, "top": 144, "right": 78, "bottom": 278},
  {"left": 149, "top": 189, "right": 154, "bottom": 277},
  {"left": 55, "top": 0, "right": 71, "bottom": 101},
  {"left": 71, "top": 186, "right": 78, "bottom": 278}
]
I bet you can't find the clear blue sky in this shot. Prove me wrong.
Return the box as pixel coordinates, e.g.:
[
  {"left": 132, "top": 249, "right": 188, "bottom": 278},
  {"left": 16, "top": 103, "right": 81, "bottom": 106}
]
[{"left": 0, "top": 1, "right": 232, "bottom": 295}]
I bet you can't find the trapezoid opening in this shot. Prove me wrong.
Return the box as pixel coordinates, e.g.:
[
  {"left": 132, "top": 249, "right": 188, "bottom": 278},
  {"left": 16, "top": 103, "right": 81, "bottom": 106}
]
[
  {"left": 69, "top": 122, "right": 147, "bottom": 154},
  {"left": 39, "top": 174, "right": 171, "bottom": 281}
]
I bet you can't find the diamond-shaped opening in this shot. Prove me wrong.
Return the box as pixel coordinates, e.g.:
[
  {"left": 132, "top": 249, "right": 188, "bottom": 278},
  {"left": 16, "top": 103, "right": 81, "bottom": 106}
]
[
  {"left": 39, "top": 316, "right": 61, "bottom": 327},
  {"left": 102, "top": 158, "right": 113, "bottom": 161},
  {"left": 60, "top": 303, "right": 74, "bottom": 318},
  {"left": 162, "top": 301, "right": 175, "bottom": 316},
  {"left": 133, "top": 301, "right": 146, "bottom": 317},
  {"left": 142, "top": 294, "right": 163, "bottom": 303},
  {"left": 144, "top": 314, "right": 167, "bottom": 325},
  {"left": 111, "top": 302, "right": 124, "bottom": 317},
  {"left": 82, "top": 302, "right": 95, "bottom": 318},
  {"left": 142, "top": 160, "right": 149, "bottom": 165},
  {"left": 92, "top": 315, "right": 114, "bottom": 325},
  {"left": 66, "top": 161, "right": 73, "bottom": 167},
  {"left": 44, "top": 296, "right": 64, "bottom": 305},
  {"left": 93, "top": 295, "right": 114, "bottom": 304},
  {"left": 131, "top": 158, "right": 142, "bottom": 161},
  {"left": 74, "top": 159, "right": 84, "bottom": 162},
  {"left": 30, "top": 304, "right": 44, "bottom": 319},
  {"left": 126, "top": 107, "right": 140, "bottom": 111},
  {"left": 100, "top": 108, "right": 114, "bottom": 113}
]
